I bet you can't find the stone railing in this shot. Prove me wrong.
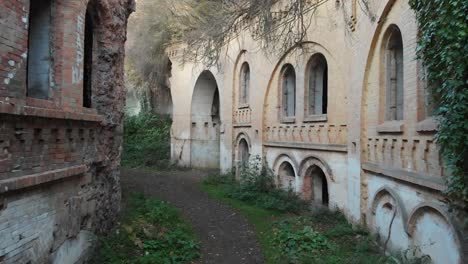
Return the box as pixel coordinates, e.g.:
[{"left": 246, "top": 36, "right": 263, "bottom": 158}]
[
  {"left": 265, "top": 124, "right": 348, "bottom": 146},
  {"left": 234, "top": 108, "right": 252, "bottom": 126},
  {"left": 365, "top": 137, "right": 446, "bottom": 181}
]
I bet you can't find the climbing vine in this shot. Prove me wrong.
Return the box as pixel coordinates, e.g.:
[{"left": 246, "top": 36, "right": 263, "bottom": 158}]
[{"left": 409, "top": 0, "right": 468, "bottom": 209}]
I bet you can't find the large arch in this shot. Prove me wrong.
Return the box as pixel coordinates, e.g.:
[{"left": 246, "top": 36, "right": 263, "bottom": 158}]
[
  {"left": 406, "top": 204, "right": 464, "bottom": 263},
  {"left": 190, "top": 70, "right": 220, "bottom": 169}
]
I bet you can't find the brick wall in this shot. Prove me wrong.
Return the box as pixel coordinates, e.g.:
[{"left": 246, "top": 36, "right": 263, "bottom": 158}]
[{"left": 0, "top": 0, "right": 134, "bottom": 263}]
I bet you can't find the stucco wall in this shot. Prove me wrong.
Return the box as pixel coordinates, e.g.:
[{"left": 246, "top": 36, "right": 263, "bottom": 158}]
[{"left": 168, "top": 0, "right": 466, "bottom": 262}]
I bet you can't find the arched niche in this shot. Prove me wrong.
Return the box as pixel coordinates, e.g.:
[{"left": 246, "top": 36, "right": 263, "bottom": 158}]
[
  {"left": 273, "top": 154, "right": 299, "bottom": 191},
  {"left": 190, "top": 70, "right": 220, "bottom": 169},
  {"left": 234, "top": 133, "right": 252, "bottom": 177},
  {"left": 278, "top": 161, "right": 296, "bottom": 191},
  {"left": 369, "top": 186, "right": 409, "bottom": 251},
  {"left": 406, "top": 204, "right": 463, "bottom": 264}
]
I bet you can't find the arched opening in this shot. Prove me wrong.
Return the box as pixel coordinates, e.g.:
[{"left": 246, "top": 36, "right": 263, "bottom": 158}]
[
  {"left": 239, "top": 62, "right": 250, "bottom": 106},
  {"left": 307, "top": 53, "right": 328, "bottom": 115},
  {"left": 83, "top": 0, "right": 95, "bottom": 108},
  {"left": 281, "top": 64, "right": 296, "bottom": 118},
  {"left": 278, "top": 162, "right": 295, "bottom": 191},
  {"left": 27, "top": 0, "right": 52, "bottom": 99},
  {"left": 190, "top": 71, "right": 220, "bottom": 169},
  {"left": 305, "top": 166, "right": 329, "bottom": 206},
  {"left": 383, "top": 25, "right": 404, "bottom": 121},
  {"left": 238, "top": 139, "right": 250, "bottom": 168}
]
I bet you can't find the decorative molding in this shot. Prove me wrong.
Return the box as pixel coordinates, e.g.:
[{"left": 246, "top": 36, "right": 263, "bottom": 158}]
[
  {"left": 0, "top": 165, "right": 87, "bottom": 194},
  {"left": 362, "top": 162, "right": 446, "bottom": 191},
  {"left": 265, "top": 141, "right": 348, "bottom": 152},
  {"left": 303, "top": 114, "right": 327, "bottom": 123},
  {"left": 376, "top": 120, "right": 404, "bottom": 133}
]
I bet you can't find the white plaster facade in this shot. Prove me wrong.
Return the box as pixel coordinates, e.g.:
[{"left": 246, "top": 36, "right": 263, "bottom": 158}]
[{"left": 167, "top": 1, "right": 467, "bottom": 262}]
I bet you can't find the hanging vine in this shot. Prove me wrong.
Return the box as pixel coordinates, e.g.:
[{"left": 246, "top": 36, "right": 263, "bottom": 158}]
[{"left": 409, "top": 0, "right": 468, "bottom": 210}]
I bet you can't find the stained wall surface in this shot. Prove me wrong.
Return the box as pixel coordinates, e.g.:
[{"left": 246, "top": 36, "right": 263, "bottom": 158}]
[
  {"left": 168, "top": 0, "right": 467, "bottom": 262},
  {"left": 0, "top": 0, "right": 134, "bottom": 262}
]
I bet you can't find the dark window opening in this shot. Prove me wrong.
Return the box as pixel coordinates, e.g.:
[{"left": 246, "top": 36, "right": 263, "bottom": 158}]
[
  {"left": 321, "top": 172, "right": 329, "bottom": 205},
  {"left": 83, "top": 6, "right": 94, "bottom": 108},
  {"left": 322, "top": 65, "right": 328, "bottom": 114},
  {"left": 27, "top": 0, "right": 52, "bottom": 99}
]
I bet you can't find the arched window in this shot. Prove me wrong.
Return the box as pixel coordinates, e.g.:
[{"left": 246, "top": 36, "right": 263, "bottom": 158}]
[
  {"left": 83, "top": 1, "right": 95, "bottom": 108},
  {"left": 307, "top": 54, "right": 328, "bottom": 115},
  {"left": 27, "top": 0, "right": 52, "bottom": 99},
  {"left": 384, "top": 25, "right": 404, "bottom": 121},
  {"left": 239, "top": 62, "right": 250, "bottom": 106},
  {"left": 281, "top": 65, "right": 296, "bottom": 118}
]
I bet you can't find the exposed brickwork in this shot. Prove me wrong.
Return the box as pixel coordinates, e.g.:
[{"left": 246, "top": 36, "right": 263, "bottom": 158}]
[{"left": 0, "top": 0, "right": 134, "bottom": 262}]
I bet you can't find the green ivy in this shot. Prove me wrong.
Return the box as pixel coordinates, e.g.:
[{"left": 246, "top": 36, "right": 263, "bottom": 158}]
[{"left": 409, "top": 0, "right": 468, "bottom": 209}]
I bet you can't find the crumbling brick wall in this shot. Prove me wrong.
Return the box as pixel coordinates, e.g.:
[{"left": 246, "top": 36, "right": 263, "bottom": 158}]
[{"left": 0, "top": 0, "right": 134, "bottom": 263}]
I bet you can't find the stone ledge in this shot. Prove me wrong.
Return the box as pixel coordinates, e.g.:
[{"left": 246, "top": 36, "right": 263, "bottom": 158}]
[
  {"left": 0, "top": 165, "right": 86, "bottom": 194},
  {"left": 376, "top": 121, "right": 404, "bottom": 133},
  {"left": 362, "top": 162, "right": 446, "bottom": 191},
  {"left": 303, "top": 114, "right": 327, "bottom": 123},
  {"left": 416, "top": 117, "right": 438, "bottom": 133},
  {"left": 0, "top": 100, "right": 102, "bottom": 122},
  {"left": 264, "top": 141, "right": 348, "bottom": 152},
  {"left": 280, "top": 117, "right": 296, "bottom": 124}
]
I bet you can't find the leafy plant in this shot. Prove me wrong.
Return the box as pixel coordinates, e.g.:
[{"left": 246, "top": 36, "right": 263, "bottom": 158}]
[
  {"left": 122, "top": 113, "right": 172, "bottom": 169},
  {"left": 272, "top": 219, "right": 331, "bottom": 263},
  {"left": 91, "top": 193, "right": 200, "bottom": 264},
  {"left": 409, "top": 0, "right": 468, "bottom": 209}
]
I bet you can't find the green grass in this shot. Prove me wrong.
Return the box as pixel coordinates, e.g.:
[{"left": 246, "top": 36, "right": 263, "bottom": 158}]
[
  {"left": 91, "top": 193, "right": 200, "bottom": 264},
  {"left": 201, "top": 182, "right": 390, "bottom": 264}
]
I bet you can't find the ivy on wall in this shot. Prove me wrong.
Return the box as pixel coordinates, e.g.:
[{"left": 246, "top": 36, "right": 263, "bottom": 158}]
[{"left": 409, "top": 0, "right": 468, "bottom": 209}]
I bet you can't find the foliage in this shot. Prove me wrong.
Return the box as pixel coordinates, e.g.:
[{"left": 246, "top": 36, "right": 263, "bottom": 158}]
[
  {"left": 201, "top": 182, "right": 390, "bottom": 264},
  {"left": 272, "top": 219, "right": 331, "bottom": 263},
  {"left": 203, "top": 159, "right": 307, "bottom": 213},
  {"left": 409, "top": 0, "right": 468, "bottom": 208},
  {"left": 122, "top": 113, "right": 172, "bottom": 169},
  {"left": 91, "top": 193, "right": 200, "bottom": 264}
]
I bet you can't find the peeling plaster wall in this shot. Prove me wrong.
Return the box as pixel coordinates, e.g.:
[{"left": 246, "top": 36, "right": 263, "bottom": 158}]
[{"left": 168, "top": 0, "right": 466, "bottom": 262}]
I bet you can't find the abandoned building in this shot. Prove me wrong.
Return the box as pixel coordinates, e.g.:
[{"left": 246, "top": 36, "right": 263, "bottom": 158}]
[
  {"left": 168, "top": 0, "right": 467, "bottom": 263},
  {"left": 0, "top": 0, "right": 134, "bottom": 263}
]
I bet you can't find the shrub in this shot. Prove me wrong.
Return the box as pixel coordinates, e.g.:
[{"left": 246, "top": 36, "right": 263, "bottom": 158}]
[{"left": 122, "top": 113, "right": 172, "bottom": 169}]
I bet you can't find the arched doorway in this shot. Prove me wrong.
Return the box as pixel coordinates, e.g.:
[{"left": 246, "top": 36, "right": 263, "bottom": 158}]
[
  {"left": 278, "top": 162, "right": 295, "bottom": 191},
  {"left": 304, "top": 166, "right": 329, "bottom": 206},
  {"left": 236, "top": 138, "right": 250, "bottom": 177},
  {"left": 190, "top": 71, "right": 220, "bottom": 169}
]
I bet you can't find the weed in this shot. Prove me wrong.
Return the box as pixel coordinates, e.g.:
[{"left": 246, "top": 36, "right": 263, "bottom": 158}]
[
  {"left": 91, "top": 193, "right": 200, "bottom": 264},
  {"left": 203, "top": 158, "right": 307, "bottom": 213}
]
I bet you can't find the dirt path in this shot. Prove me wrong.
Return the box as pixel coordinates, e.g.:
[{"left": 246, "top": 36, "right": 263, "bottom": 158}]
[{"left": 121, "top": 169, "right": 264, "bottom": 264}]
